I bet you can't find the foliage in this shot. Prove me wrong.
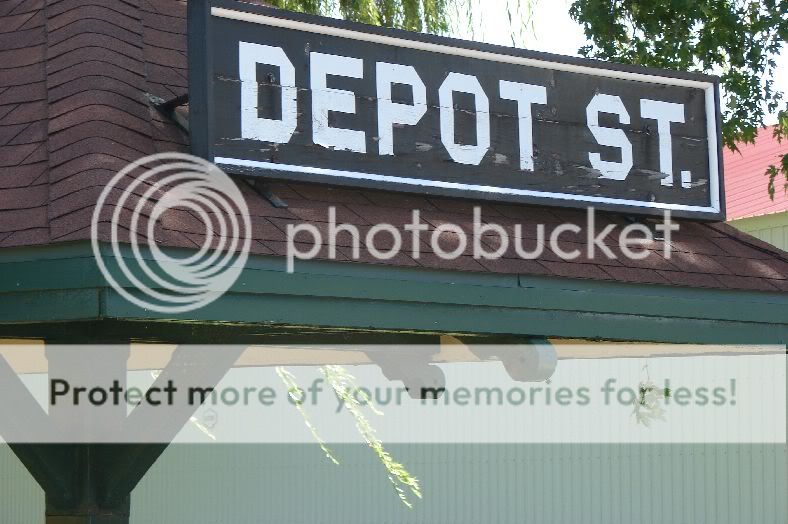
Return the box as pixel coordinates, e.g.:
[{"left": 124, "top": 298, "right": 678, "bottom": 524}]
[
  {"left": 270, "top": 1, "right": 787, "bottom": 197},
  {"left": 632, "top": 381, "right": 671, "bottom": 427},
  {"left": 268, "top": 1, "right": 539, "bottom": 47},
  {"left": 266, "top": 0, "right": 450, "bottom": 33},
  {"left": 321, "top": 365, "right": 422, "bottom": 508},
  {"left": 631, "top": 365, "right": 671, "bottom": 427},
  {"left": 276, "top": 365, "right": 422, "bottom": 508},
  {"left": 276, "top": 366, "right": 340, "bottom": 464},
  {"left": 569, "top": 0, "right": 788, "bottom": 199}
]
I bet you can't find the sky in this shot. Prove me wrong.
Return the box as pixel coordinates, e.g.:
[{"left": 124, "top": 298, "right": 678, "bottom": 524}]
[{"left": 452, "top": 0, "right": 787, "bottom": 125}]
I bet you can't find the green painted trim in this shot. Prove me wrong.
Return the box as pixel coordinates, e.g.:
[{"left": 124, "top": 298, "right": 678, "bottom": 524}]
[
  {"left": 0, "top": 289, "right": 101, "bottom": 323},
  {"left": 0, "top": 258, "right": 106, "bottom": 292},
  {"left": 94, "top": 260, "right": 783, "bottom": 324},
  {"left": 0, "top": 242, "right": 786, "bottom": 344},
  {"left": 103, "top": 289, "right": 787, "bottom": 344},
  {"left": 0, "top": 241, "right": 98, "bottom": 263}
]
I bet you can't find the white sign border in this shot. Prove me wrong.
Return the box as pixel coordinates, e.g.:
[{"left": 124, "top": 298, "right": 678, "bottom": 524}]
[{"left": 211, "top": 7, "right": 722, "bottom": 216}]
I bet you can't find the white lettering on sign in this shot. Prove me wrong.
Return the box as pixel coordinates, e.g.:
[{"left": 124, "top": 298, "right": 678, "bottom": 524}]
[
  {"left": 439, "top": 72, "right": 491, "bottom": 166},
  {"left": 310, "top": 52, "right": 366, "bottom": 153},
  {"left": 205, "top": 9, "right": 725, "bottom": 218},
  {"left": 236, "top": 44, "right": 692, "bottom": 194},
  {"left": 239, "top": 42, "right": 297, "bottom": 143},
  {"left": 376, "top": 62, "right": 427, "bottom": 156},
  {"left": 640, "top": 99, "right": 687, "bottom": 187},
  {"left": 586, "top": 94, "right": 633, "bottom": 181},
  {"left": 499, "top": 80, "right": 547, "bottom": 171}
]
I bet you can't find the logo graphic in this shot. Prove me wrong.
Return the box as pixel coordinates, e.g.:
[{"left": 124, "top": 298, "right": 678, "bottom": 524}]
[{"left": 91, "top": 152, "right": 251, "bottom": 313}]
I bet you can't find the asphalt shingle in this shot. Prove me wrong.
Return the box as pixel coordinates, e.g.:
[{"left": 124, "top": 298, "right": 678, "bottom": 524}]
[{"left": 0, "top": 0, "right": 785, "bottom": 294}]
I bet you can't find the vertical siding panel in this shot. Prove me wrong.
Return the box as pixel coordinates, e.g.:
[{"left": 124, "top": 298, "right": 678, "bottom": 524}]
[
  {"left": 566, "top": 443, "right": 577, "bottom": 524},
  {"left": 4, "top": 441, "right": 788, "bottom": 523},
  {"left": 741, "top": 444, "right": 753, "bottom": 524},
  {"left": 0, "top": 444, "right": 43, "bottom": 524},
  {"left": 763, "top": 444, "right": 777, "bottom": 523},
  {"left": 610, "top": 443, "right": 623, "bottom": 524},
  {"left": 712, "top": 445, "right": 722, "bottom": 524},
  {"left": 586, "top": 443, "right": 595, "bottom": 524},
  {"left": 524, "top": 443, "right": 534, "bottom": 524},
  {"left": 654, "top": 443, "right": 664, "bottom": 524},
  {"left": 777, "top": 445, "right": 788, "bottom": 524},
  {"left": 643, "top": 444, "right": 652, "bottom": 524},
  {"left": 4, "top": 355, "right": 787, "bottom": 524},
  {"left": 694, "top": 444, "right": 707, "bottom": 524}
]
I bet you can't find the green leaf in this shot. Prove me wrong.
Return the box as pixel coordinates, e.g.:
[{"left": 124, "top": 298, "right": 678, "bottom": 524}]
[{"left": 570, "top": 0, "right": 787, "bottom": 197}]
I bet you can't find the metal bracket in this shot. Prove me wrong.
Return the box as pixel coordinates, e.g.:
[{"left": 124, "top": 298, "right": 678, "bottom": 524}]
[
  {"left": 156, "top": 93, "right": 189, "bottom": 112},
  {"left": 244, "top": 178, "right": 289, "bottom": 208},
  {"left": 623, "top": 214, "right": 669, "bottom": 241},
  {"left": 146, "top": 93, "right": 291, "bottom": 211},
  {"left": 146, "top": 93, "right": 190, "bottom": 134}
]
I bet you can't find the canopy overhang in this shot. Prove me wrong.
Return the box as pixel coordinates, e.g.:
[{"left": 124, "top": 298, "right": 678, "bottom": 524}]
[{"left": 1, "top": 242, "right": 785, "bottom": 345}]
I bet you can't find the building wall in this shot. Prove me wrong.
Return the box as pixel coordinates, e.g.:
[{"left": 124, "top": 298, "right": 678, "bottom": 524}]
[
  {"left": 0, "top": 445, "right": 42, "bottom": 523},
  {"left": 2, "top": 354, "right": 787, "bottom": 523},
  {"left": 2, "top": 442, "right": 787, "bottom": 523},
  {"left": 729, "top": 211, "right": 788, "bottom": 251}
]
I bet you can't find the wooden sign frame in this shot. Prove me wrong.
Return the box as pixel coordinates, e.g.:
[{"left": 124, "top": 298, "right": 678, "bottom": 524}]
[{"left": 188, "top": 0, "right": 725, "bottom": 220}]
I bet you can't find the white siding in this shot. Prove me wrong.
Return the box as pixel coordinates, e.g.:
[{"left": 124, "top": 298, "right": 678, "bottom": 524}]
[
  {"left": 1, "top": 443, "right": 786, "bottom": 523},
  {"left": 729, "top": 212, "right": 788, "bottom": 251}
]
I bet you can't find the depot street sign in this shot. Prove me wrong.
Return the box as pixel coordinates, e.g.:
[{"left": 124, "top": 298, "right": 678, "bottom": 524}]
[{"left": 188, "top": 1, "right": 725, "bottom": 219}]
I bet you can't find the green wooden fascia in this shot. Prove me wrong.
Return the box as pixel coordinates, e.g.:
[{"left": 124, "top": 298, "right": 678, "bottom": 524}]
[{"left": 0, "top": 242, "right": 786, "bottom": 344}]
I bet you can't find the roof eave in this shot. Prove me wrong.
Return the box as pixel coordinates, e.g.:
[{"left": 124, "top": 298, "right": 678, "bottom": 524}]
[{"left": 0, "top": 242, "right": 785, "bottom": 344}]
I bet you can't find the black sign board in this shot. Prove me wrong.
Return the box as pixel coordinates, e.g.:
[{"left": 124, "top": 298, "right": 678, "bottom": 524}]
[{"left": 188, "top": 0, "right": 725, "bottom": 219}]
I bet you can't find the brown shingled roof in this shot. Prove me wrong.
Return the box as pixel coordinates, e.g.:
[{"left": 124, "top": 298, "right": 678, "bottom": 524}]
[{"left": 1, "top": 0, "right": 787, "bottom": 293}]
